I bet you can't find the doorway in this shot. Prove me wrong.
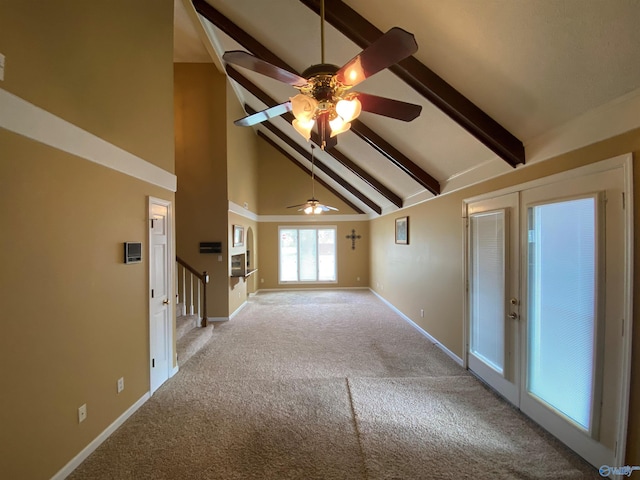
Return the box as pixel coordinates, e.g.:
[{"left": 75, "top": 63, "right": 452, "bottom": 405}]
[
  {"left": 464, "top": 155, "right": 633, "bottom": 469},
  {"left": 149, "top": 197, "right": 174, "bottom": 395}
]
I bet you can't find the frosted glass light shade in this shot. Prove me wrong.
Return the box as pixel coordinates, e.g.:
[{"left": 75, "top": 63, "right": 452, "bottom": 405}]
[
  {"left": 329, "top": 116, "right": 351, "bottom": 137},
  {"left": 290, "top": 94, "right": 317, "bottom": 122},
  {"left": 335, "top": 98, "right": 362, "bottom": 122},
  {"left": 292, "top": 118, "right": 315, "bottom": 141}
]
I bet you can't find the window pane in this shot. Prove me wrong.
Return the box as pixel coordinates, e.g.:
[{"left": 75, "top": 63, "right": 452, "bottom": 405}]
[
  {"left": 279, "top": 229, "right": 298, "bottom": 282},
  {"left": 299, "top": 229, "right": 318, "bottom": 281},
  {"left": 470, "top": 211, "right": 505, "bottom": 374},
  {"left": 528, "top": 198, "right": 596, "bottom": 430},
  {"left": 278, "top": 226, "right": 336, "bottom": 283},
  {"left": 318, "top": 229, "right": 336, "bottom": 281}
]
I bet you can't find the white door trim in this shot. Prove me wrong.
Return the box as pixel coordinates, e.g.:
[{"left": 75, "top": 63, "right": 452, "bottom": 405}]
[
  {"left": 462, "top": 153, "right": 633, "bottom": 468},
  {"left": 148, "top": 196, "right": 175, "bottom": 394}
]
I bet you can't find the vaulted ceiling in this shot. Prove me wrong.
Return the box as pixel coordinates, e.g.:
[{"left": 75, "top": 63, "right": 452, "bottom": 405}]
[{"left": 174, "top": 0, "right": 640, "bottom": 217}]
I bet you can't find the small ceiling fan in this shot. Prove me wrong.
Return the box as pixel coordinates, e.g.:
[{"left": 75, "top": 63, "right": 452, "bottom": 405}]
[
  {"left": 223, "top": 0, "right": 422, "bottom": 149},
  {"left": 287, "top": 145, "right": 338, "bottom": 214}
]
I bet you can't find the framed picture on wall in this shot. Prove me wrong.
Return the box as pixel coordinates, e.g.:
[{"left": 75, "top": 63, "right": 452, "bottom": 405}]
[
  {"left": 395, "top": 216, "right": 409, "bottom": 245},
  {"left": 233, "top": 225, "right": 244, "bottom": 247}
]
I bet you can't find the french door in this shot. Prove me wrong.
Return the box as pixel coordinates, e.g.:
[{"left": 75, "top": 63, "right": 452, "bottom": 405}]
[
  {"left": 467, "top": 192, "right": 520, "bottom": 406},
  {"left": 466, "top": 159, "right": 631, "bottom": 469}
]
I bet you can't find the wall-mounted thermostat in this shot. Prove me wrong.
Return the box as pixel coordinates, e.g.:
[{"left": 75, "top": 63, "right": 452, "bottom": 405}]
[{"left": 124, "top": 242, "right": 142, "bottom": 264}]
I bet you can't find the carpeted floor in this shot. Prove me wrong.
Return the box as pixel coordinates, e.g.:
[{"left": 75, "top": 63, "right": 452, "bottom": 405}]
[{"left": 68, "top": 289, "right": 600, "bottom": 479}]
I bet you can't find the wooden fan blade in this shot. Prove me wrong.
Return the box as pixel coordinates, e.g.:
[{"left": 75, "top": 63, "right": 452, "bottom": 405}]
[
  {"left": 323, "top": 205, "right": 339, "bottom": 211},
  {"left": 335, "top": 27, "right": 417, "bottom": 88},
  {"left": 356, "top": 93, "right": 422, "bottom": 122},
  {"left": 234, "top": 102, "right": 292, "bottom": 126},
  {"left": 287, "top": 203, "right": 307, "bottom": 209},
  {"left": 223, "top": 51, "right": 308, "bottom": 87}
]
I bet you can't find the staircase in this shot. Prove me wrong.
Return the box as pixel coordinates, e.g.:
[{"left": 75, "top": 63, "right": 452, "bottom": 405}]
[
  {"left": 176, "top": 312, "right": 214, "bottom": 366},
  {"left": 175, "top": 257, "right": 214, "bottom": 366}
]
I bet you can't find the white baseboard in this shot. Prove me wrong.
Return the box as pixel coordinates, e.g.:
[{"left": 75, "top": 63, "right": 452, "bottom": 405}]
[
  {"left": 229, "top": 301, "right": 248, "bottom": 320},
  {"left": 254, "top": 286, "right": 369, "bottom": 293},
  {"left": 369, "top": 289, "right": 464, "bottom": 366},
  {"left": 51, "top": 392, "right": 150, "bottom": 480}
]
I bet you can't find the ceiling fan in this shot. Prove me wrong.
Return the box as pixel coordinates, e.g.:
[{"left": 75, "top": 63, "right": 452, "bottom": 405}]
[
  {"left": 223, "top": 0, "right": 422, "bottom": 149},
  {"left": 287, "top": 144, "right": 338, "bottom": 214}
]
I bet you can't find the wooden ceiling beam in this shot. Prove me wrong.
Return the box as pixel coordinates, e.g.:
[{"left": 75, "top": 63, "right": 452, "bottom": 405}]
[
  {"left": 351, "top": 120, "right": 440, "bottom": 195},
  {"left": 228, "top": 66, "right": 403, "bottom": 208},
  {"left": 300, "top": 0, "right": 525, "bottom": 168},
  {"left": 256, "top": 131, "right": 365, "bottom": 215},
  {"left": 246, "top": 105, "right": 382, "bottom": 215},
  {"left": 194, "top": 0, "right": 439, "bottom": 196},
  {"left": 192, "top": 0, "right": 296, "bottom": 73}
]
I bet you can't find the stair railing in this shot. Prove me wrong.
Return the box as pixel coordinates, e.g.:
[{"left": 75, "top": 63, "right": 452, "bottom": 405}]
[{"left": 176, "top": 256, "right": 209, "bottom": 328}]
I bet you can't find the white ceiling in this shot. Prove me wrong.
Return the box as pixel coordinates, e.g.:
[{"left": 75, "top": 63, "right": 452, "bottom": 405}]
[{"left": 174, "top": 0, "right": 640, "bottom": 216}]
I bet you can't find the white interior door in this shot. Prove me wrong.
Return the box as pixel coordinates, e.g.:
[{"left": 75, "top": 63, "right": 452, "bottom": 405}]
[
  {"left": 467, "top": 192, "right": 520, "bottom": 405},
  {"left": 465, "top": 157, "right": 632, "bottom": 471},
  {"left": 149, "top": 198, "right": 172, "bottom": 394}
]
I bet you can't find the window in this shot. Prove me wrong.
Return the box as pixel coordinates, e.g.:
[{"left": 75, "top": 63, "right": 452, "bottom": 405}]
[{"left": 279, "top": 226, "right": 336, "bottom": 283}]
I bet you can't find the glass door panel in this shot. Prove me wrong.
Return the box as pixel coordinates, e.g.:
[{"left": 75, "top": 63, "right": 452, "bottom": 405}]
[
  {"left": 466, "top": 192, "right": 519, "bottom": 406},
  {"left": 527, "top": 197, "right": 597, "bottom": 431},
  {"left": 470, "top": 211, "right": 506, "bottom": 374}
]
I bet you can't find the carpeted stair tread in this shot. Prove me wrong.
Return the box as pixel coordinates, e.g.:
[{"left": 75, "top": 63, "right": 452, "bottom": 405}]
[
  {"left": 176, "top": 324, "right": 214, "bottom": 366},
  {"left": 176, "top": 314, "right": 199, "bottom": 341}
]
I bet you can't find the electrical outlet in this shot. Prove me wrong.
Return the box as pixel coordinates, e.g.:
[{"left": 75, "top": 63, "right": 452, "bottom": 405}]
[
  {"left": 357, "top": 276, "right": 360, "bottom": 281},
  {"left": 0, "top": 53, "right": 5, "bottom": 81},
  {"left": 78, "top": 404, "right": 87, "bottom": 423},
  {"left": 117, "top": 377, "right": 124, "bottom": 393},
  {"left": 420, "top": 309, "right": 425, "bottom": 318}
]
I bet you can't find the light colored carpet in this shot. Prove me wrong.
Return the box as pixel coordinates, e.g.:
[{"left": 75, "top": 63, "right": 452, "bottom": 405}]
[{"left": 68, "top": 289, "right": 599, "bottom": 479}]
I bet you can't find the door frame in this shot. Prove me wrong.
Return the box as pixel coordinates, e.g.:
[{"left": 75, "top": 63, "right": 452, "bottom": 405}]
[
  {"left": 148, "top": 196, "right": 175, "bottom": 394},
  {"left": 462, "top": 153, "right": 633, "bottom": 467}
]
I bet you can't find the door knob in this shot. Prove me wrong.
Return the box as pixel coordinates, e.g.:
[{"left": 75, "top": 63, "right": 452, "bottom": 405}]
[
  {"left": 162, "top": 299, "right": 170, "bottom": 305},
  {"left": 508, "top": 312, "right": 518, "bottom": 320}
]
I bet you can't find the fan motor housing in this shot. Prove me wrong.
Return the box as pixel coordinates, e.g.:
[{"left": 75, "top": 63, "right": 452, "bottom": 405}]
[{"left": 301, "top": 63, "right": 339, "bottom": 78}]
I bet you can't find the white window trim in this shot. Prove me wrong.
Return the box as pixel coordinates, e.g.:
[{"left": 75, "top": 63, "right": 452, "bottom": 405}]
[{"left": 278, "top": 225, "right": 338, "bottom": 285}]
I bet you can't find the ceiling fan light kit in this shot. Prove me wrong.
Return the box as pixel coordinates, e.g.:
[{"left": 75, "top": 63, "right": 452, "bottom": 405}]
[
  {"left": 287, "top": 144, "right": 339, "bottom": 215},
  {"left": 223, "top": 0, "right": 422, "bottom": 150}
]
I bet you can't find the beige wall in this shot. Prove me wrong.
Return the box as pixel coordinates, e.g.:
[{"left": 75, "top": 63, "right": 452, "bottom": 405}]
[
  {"left": 370, "top": 128, "right": 640, "bottom": 464},
  {"left": 228, "top": 212, "right": 258, "bottom": 314},
  {"left": 0, "top": 1, "right": 174, "bottom": 478},
  {"left": 0, "top": 0, "right": 174, "bottom": 172},
  {"left": 258, "top": 221, "right": 370, "bottom": 290},
  {"left": 256, "top": 136, "right": 360, "bottom": 215},
  {"left": 174, "top": 63, "right": 230, "bottom": 318},
  {"left": 227, "top": 84, "right": 259, "bottom": 212}
]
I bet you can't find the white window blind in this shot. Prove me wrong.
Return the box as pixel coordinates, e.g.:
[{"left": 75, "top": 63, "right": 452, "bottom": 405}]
[
  {"left": 469, "top": 211, "right": 506, "bottom": 374},
  {"left": 527, "top": 197, "right": 596, "bottom": 430}
]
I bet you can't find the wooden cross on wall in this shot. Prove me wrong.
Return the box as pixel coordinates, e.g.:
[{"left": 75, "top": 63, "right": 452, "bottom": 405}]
[{"left": 345, "top": 229, "right": 361, "bottom": 250}]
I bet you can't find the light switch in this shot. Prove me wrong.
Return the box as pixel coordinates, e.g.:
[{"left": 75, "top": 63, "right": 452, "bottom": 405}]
[{"left": 0, "top": 54, "right": 5, "bottom": 81}]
